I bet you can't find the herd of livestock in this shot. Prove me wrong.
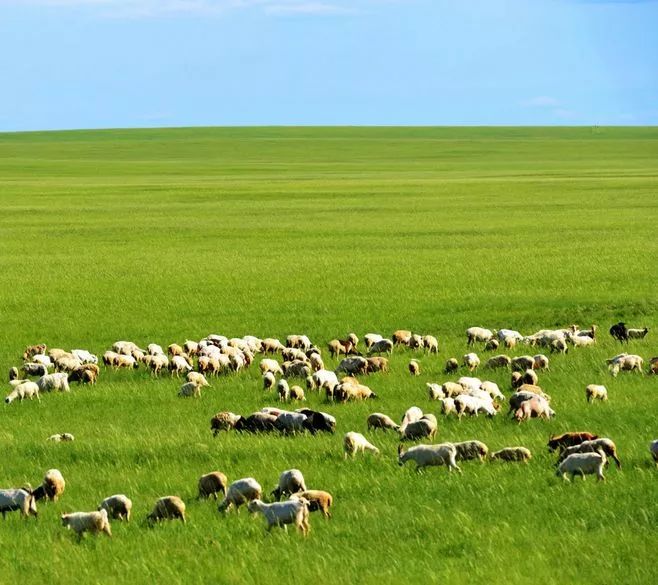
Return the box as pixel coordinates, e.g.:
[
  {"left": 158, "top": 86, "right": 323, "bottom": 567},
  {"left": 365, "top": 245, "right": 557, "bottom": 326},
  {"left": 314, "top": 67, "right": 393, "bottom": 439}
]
[{"left": 2, "top": 321, "right": 657, "bottom": 539}]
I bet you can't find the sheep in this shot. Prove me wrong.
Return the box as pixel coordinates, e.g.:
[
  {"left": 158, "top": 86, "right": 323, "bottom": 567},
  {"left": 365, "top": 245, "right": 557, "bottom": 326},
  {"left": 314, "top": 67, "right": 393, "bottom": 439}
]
[
  {"left": 513, "top": 396, "right": 555, "bottom": 422},
  {"left": 61, "top": 509, "right": 112, "bottom": 539},
  {"left": 282, "top": 360, "right": 311, "bottom": 379},
  {"left": 277, "top": 379, "right": 290, "bottom": 402},
  {"left": 271, "top": 469, "right": 306, "bottom": 501},
  {"left": 400, "top": 414, "right": 437, "bottom": 441},
  {"left": 442, "top": 360, "right": 458, "bottom": 376},
  {"left": 550, "top": 338, "right": 568, "bottom": 354},
  {"left": 113, "top": 341, "right": 145, "bottom": 355},
  {"left": 147, "top": 496, "right": 186, "bottom": 524},
  {"left": 570, "top": 334, "right": 596, "bottom": 348},
  {"left": 454, "top": 395, "right": 498, "bottom": 418},
  {"left": 401, "top": 406, "right": 424, "bottom": 428},
  {"left": 649, "top": 357, "right": 658, "bottom": 375},
  {"left": 484, "top": 338, "right": 500, "bottom": 351},
  {"left": 608, "top": 354, "right": 643, "bottom": 376},
  {"left": 23, "top": 343, "right": 47, "bottom": 360},
  {"left": 557, "top": 438, "right": 621, "bottom": 468},
  {"left": 282, "top": 347, "right": 307, "bottom": 362},
  {"left": 650, "top": 440, "right": 658, "bottom": 466},
  {"left": 466, "top": 327, "right": 494, "bottom": 346},
  {"left": 210, "top": 411, "right": 242, "bottom": 435},
  {"left": 458, "top": 376, "right": 482, "bottom": 391},
  {"left": 502, "top": 336, "right": 517, "bottom": 349},
  {"left": 21, "top": 362, "right": 49, "bottom": 377},
  {"left": 187, "top": 371, "right": 209, "bottom": 387},
  {"left": 427, "top": 383, "right": 445, "bottom": 401},
  {"left": 103, "top": 351, "right": 120, "bottom": 367},
  {"left": 409, "top": 334, "right": 424, "bottom": 350},
  {"left": 236, "top": 413, "right": 278, "bottom": 433},
  {"left": 522, "top": 369, "right": 539, "bottom": 386},
  {"left": 368, "top": 339, "right": 394, "bottom": 355},
  {"left": 334, "top": 381, "right": 377, "bottom": 403},
  {"left": 392, "top": 330, "right": 412, "bottom": 346},
  {"left": 184, "top": 340, "right": 199, "bottom": 355},
  {"left": 71, "top": 349, "right": 98, "bottom": 364},
  {"left": 490, "top": 447, "right": 532, "bottom": 462},
  {"left": 32, "top": 354, "right": 54, "bottom": 368},
  {"left": 147, "top": 343, "right": 165, "bottom": 356},
  {"left": 33, "top": 469, "right": 65, "bottom": 502},
  {"left": 289, "top": 385, "right": 305, "bottom": 401},
  {"left": 343, "top": 432, "right": 379, "bottom": 458},
  {"left": 441, "top": 382, "right": 467, "bottom": 398},
  {"left": 68, "top": 364, "right": 99, "bottom": 385},
  {"left": 198, "top": 472, "right": 228, "bottom": 500},
  {"left": 439, "top": 397, "right": 456, "bottom": 416},
  {"left": 247, "top": 498, "right": 310, "bottom": 536},
  {"left": 364, "top": 334, "right": 384, "bottom": 350},
  {"left": 178, "top": 381, "right": 202, "bottom": 398},
  {"left": 36, "top": 372, "right": 69, "bottom": 393},
  {"left": 511, "top": 356, "right": 535, "bottom": 372},
  {"left": 291, "top": 490, "right": 333, "bottom": 518},
  {"left": 287, "top": 335, "right": 312, "bottom": 350},
  {"left": 453, "top": 440, "right": 489, "bottom": 462},
  {"left": 533, "top": 354, "right": 550, "bottom": 370},
  {"left": 609, "top": 322, "right": 628, "bottom": 342},
  {"left": 309, "top": 353, "right": 324, "bottom": 372},
  {"left": 408, "top": 360, "right": 420, "bottom": 376},
  {"left": 262, "top": 338, "right": 286, "bottom": 354},
  {"left": 168, "top": 343, "right": 185, "bottom": 357},
  {"left": 397, "top": 443, "right": 460, "bottom": 473},
  {"left": 486, "top": 355, "right": 511, "bottom": 369},
  {"left": 295, "top": 409, "right": 336, "bottom": 434},
  {"left": 169, "top": 355, "right": 192, "bottom": 377},
  {"left": 511, "top": 371, "right": 523, "bottom": 389},
  {"left": 556, "top": 452, "right": 606, "bottom": 482},
  {"left": 367, "top": 412, "right": 400, "bottom": 432},
  {"left": 423, "top": 335, "right": 439, "bottom": 354},
  {"left": 146, "top": 354, "right": 169, "bottom": 376},
  {"left": 480, "top": 381, "right": 505, "bottom": 402},
  {"left": 260, "top": 358, "right": 283, "bottom": 375},
  {"left": 463, "top": 353, "right": 480, "bottom": 372},
  {"left": 47, "top": 433, "right": 75, "bottom": 442},
  {"left": 274, "top": 412, "right": 311, "bottom": 434},
  {"left": 98, "top": 495, "right": 132, "bottom": 521},
  {"left": 5, "top": 381, "right": 40, "bottom": 404},
  {"left": 312, "top": 369, "right": 338, "bottom": 392},
  {"left": 8, "top": 366, "right": 18, "bottom": 381},
  {"left": 0, "top": 487, "right": 38, "bottom": 518},
  {"left": 586, "top": 384, "right": 608, "bottom": 403},
  {"left": 218, "top": 478, "right": 262, "bottom": 512},
  {"left": 365, "top": 357, "right": 389, "bottom": 374},
  {"left": 547, "top": 432, "right": 599, "bottom": 452},
  {"left": 262, "top": 371, "right": 276, "bottom": 391},
  {"left": 627, "top": 327, "right": 649, "bottom": 339},
  {"left": 115, "top": 354, "right": 138, "bottom": 370}
]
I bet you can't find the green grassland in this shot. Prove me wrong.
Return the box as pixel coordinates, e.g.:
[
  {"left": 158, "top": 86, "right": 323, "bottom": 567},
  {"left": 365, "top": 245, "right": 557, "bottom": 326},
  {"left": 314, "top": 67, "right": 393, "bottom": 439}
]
[{"left": 0, "top": 127, "right": 657, "bottom": 585}]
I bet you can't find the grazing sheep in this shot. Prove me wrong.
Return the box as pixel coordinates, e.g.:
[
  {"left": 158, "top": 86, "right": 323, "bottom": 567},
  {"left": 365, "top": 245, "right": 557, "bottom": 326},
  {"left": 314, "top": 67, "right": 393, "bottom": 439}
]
[
  {"left": 649, "top": 357, "right": 658, "bottom": 375},
  {"left": 113, "top": 341, "right": 145, "bottom": 355},
  {"left": 550, "top": 338, "right": 568, "bottom": 354},
  {"left": 400, "top": 414, "right": 437, "bottom": 441},
  {"left": 187, "top": 372, "right": 209, "bottom": 387},
  {"left": 533, "top": 354, "right": 550, "bottom": 370},
  {"left": 502, "top": 336, "right": 517, "bottom": 349},
  {"left": 486, "top": 355, "right": 511, "bottom": 369},
  {"left": 368, "top": 339, "right": 394, "bottom": 355},
  {"left": 308, "top": 353, "right": 324, "bottom": 372},
  {"left": 198, "top": 472, "right": 228, "bottom": 500},
  {"left": 455, "top": 395, "right": 497, "bottom": 418},
  {"left": 571, "top": 334, "right": 595, "bottom": 348},
  {"left": 586, "top": 384, "right": 608, "bottom": 403},
  {"left": 466, "top": 327, "right": 494, "bottom": 346},
  {"left": 547, "top": 432, "right": 599, "bottom": 452},
  {"left": 277, "top": 379, "right": 290, "bottom": 402},
  {"left": 169, "top": 355, "right": 192, "bottom": 377},
  {"left": 168, "top": 343, "right": 185, "bottom": 357},
  {"left": 33, "top": 469, "right": 65, "bottom": 502},
  {"left": 271, "top": 469, "right": 306, "bottom": 501},
  {"left": 147, "top": 496, "right": 186, "bottom": 524},
  {"left": 260, "top": 359, "right": 283, "bottom": 375},
  {"left": 62, "top": 509, "right": 112, "bottom": 539},
  {"left": 441, "top": 382, "right": 467, "bottom": 398},
  {"left": 210, "top": 411, "right": 242, "bottom": 435},
  {"left": 24, "top": 344, "right": 47, "bottom": 360},
  {"left": 178, "top": 381, "right": 202, "bottom": 398},
  {"left": 32, "top": 354, "right": 54, "bottom": 368},
  {"left": 558, "top": 438, "right": 621, "bottom": 468},
  {"left": 444, "top": 358, "right": 459, "bottom": 373},
  {"left": 21, "top": 362, "right": 49, "bottom": 377},
  {"left": 218, "top": 478, "right": 262, "bottom": 512},
  {"left": 608, "top": 354, "right": 643, "bottom": 376},
  {"left": 423, "top": 335, "right": 439, "bottom": 354},
  {"left": 148, "top": 343, "right": 165, "bottom": 356},
  {"left": 484, "top": 338, "right": 500, "bottom": 351},
  {"left": 334, "top": 381, "right": 377, "bottom": 403},
  {"left": 458, "top": 376, "right": 482, "bottom": 391},
  {"left": 439, "top": 397, "right": 456, "bottom": 416},
  {"left": 365, "top": 357, "right": 389, "bottom": 374},
  {"left": 426, "top": 383, "right": 445, "bottom": 401},
  {"left": 236, "top": 413, "right": 279, "bottom": 433},
  {"left": 287, "top": 335, "right": 312, "bottom": 350},
  {"left": 295, "top": 409, "right": 336, "bottom": 434},
  {"left": 650, "top": 440, "right": 658, "bottom": 466},
  {"left": 184, "top": 340, "right": 199, "bottom": 356},
  {"left": 0, "top": 487, "right": 38, "bottom": 518},
  {"left": 336, "top": 357, "right": 368, "bottom": 376},
  {"left": 274, "top": 412, "right": 311, "bottom": 434},
  {"left": 408, "top": 360, "right": 420, "bottom": 376},
  {"left": 627, "top": 327, "right": 649, "bottom": 339},
  {"left": 367, "top": 412, "right": 400, "bottom": 432},
  {"left": 392, "top": 330, "right": 412, "bottom": 346},
  {"left": 480, "top": 381, "right": 504, "bottom": 402},
  {"left": 146, "top": 354, "right": 169, "bottom": 376},
  {"left": 398, "top": 443, "right": 460, "bottom": 473},
  {"left": 262, "top": 338, "right": 286, "bottom": 354},
  {"left": 522, "top": 369, "right": 539, "bottom": 386},
  {"left": 511, "top": 371, "right": 523, "bottom": 389},
  {"left": 36, "top": 373, "right": 70, "bottom": 393},
  {"left": 490, "top": 447, "right": 532, "bottom": 462},
  {"left": 343, "top": 432, "right": 379, "bottom": 458},
  {"left": 289, "top": 385, "right": 305, "bottom": 401},
  {"left": 291, "top": 490, "right": 333, "bottom": 518},
  {"left": 511, "top": 356, "right": 535, "bottom": 372},
  {"left": 409, "top": 334, "right": 424, "bottom": 350},
  {"left": 401, "top": 406, "right": 424, "bottom": 428},
  {"left": 71, "top": 349, "right": 98, "bottom": 364},
  {"left": 513, "top": 396, "right": 555, "bottom": 422},
  {"left": 47, "top": 433, "right": 75, "bottom": 442},
  {"left": 98, "top": 495, "right": 132, "bottom": 521},
  {"left": 609, "top": 322, "right": 628, "bottom": 342},
  {"left": 260, "top": 372, "right": 275, "bottom": 391},
  {"left": 8, "top": 366, "right": 18, "bottom": 381},
  {"left": 556, "top": 452, "right": 606, "bottom": 482},
  {"left": 68, "top": 364, "right": 99, "bottom": 385},
  {"left": 5, "top": 381, "right": 40, "bottom": 404},
  {"left": 364, "top": 334, "right": 384, "bottom": 350},
  {"left": 248, "top": 498, "right": 310, "bottom": 536},
  {"left": 463, "top": 353, "right": 480, "bottom": 372},
  {"left": 453, "top": 440, "right": 489, "bottom": 462}
]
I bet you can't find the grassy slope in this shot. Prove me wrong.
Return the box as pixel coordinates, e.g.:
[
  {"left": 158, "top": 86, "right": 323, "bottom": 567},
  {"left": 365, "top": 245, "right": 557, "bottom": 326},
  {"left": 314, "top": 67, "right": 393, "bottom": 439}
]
[{"left": 0, "top": 127, "right": 657, "bottom": 584}]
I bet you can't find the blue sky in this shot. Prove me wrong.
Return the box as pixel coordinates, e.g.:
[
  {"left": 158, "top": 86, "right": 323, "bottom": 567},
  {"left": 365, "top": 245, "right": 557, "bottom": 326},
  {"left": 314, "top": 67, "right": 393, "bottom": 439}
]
[{"left": 1, "top": 0, "right": 656, "bottom": 130}]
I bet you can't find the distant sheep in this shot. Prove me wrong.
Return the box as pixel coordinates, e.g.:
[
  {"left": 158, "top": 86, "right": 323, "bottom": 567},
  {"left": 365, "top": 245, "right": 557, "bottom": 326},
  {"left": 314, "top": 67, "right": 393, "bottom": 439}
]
[
  {"left": 218, "top": 478, "right": 262, "bottom": 512},
  {"left": 47, "top": 433, "right": 74, "bottom": 443},
  {"left": 343, "top": 432, "right": 379, "bottom": 458},
  {"left": 62, "top": 509, "right": 112, "bottom": 539},
  {"left": 36, "top": 373, "right": 70, "bottom": 393},
  {"left": 400, "top": 414, "right": 437, "bottom": 441},
  {"left": 271, "top": 469, "right": 306, "bottom": 501},
  {"left": 364, "top": 334, "right": 384, "bottom": 350},
  {"left": 147, "top": 496, "right": 186, "bottom": 524},
  {"left": 585, "top": 384, "right": 608, "bottom": 403},
  {"left": 5, "top": 381, "right": 40, "bottom": 405},
  {"left": 392, "top": 330, "right": 412, "bottom": 346},
  {"left": 423, "top": 335, "right": 439, "bottom": 354},
  {"left": 367, "top": 413, "right": 400, "bottom": 432},
  {"left": 466, "top": 327, "right": 493, "bottom": 346},
  {"left": 99, "top": 495, "right": 132, "bottom": 521},
  {"left": 33, "top": 469, "right": 65, "bottom": 502},
  {"left": 198, "top": 472, "right": 228, "bottom": 500},
  {"left": 557, "top": 438, "right": 621, "bottom": 468},
  {"left": 398, "top": 443, "right": 460, "bottom": 473},
  {"left": 439, "top": 397, "right": 456, "bottom": 416},
  {"left": 490, "top": 447, "right": 532, "bottom": 462},
  {"left": 463, "top": 353, "right": 480, "bottom": 372},
  {"left": 444, "top": 358, "right": 459, "bottom": 373},
  {"left": 247, "top": 498, "right": 310, "bottom": 536},
  {"left": 0, "top": 487, "right": 38, "bottom": 518},
  {"left": 533, "top": 354, "right": 550, "bottom": 370},
  {"left": 547, "top": 432, "right": 599, "bottom": 453},
  {"left": 486, "top": 355, "right": 511, "bottom": 369},
  {"left": 408, "top": 360, "right": 420, "bottom": 376},
  {"left": 453, "top": 440, "right": 489, "bottom": 462},
  {"left": 210, "top": 411, "right": 242, "bottom": 435},
  {"left": 277, "top": 379, "right": 290, "bottom": 402},
  {"left": 178, "top": 381, "right": 202, "bottom": 398},
  {"left": 187, "top": 372, "right": 209, "bottom": 387},
  {"left": 260, "top": 359, "right": 283, "bottom": 375},
  {"left": 291, "top": 490, "right": 333, "bottom": 518},
  {"left": 556, "top": 452, "right": 606, "bottom": 482},
  {"left": 368, "top": 339, "right": 393, "bottom": 355},
  {"left": 627, "top": 327, "right": 649, "bottom": 339},
  {"left": 426, "top": 383, "right": 444, "bottom": 401}
]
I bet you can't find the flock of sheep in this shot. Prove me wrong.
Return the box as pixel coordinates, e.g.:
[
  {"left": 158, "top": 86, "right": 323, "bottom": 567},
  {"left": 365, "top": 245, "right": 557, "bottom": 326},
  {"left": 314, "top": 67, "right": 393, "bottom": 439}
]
[{"left": 3, "top": 322, "right": 658, "bottom": 539}]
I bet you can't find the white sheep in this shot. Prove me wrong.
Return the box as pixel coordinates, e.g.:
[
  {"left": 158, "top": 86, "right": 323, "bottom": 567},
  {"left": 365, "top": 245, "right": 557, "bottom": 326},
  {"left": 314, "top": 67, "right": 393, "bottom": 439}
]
[
  {"left": 0, "top": 487, "right": 38, "bottom": 518},
  {"left": 423, "top": 335, "right": 439, "bottom": 354},
  {"left": 71, "top": 349, "right": 98, "bottom": 364},
  {"left": 218, "top": 478, "right": 263, "bottom": 512},
  {"left": 270, "top": 469, "right": 307, "bottom": 500},
  {"left": 585, "top": 384, "right": 608, "bottom": 403},
  {"left": 367, "top": 413, "right": 400, "bottom": 432},
  {"left": 5, "top": 381, "right": 40, "bottom": 404},
  {"left": 277, "top": 379, "right": 290, "bottom": 402},
  {"left": 61, "top": 509, "right": 112, "bottom": 539},
  {"left": 439, "top": 397, "right": 456, "bottom": 416},
  {"left": 427, "top": 383, "right": 445, "bottom": 401},
  {"left": 36, "top": 373, "right": 70, "bottom": 393},
  {"left": 248, "top": 498, "right": 310, "bottom": 536},
  {"left": 466, "top": 327, "right": 494, "bottom": 345},
  {"left": 556, "top": 452, "right": 606, "bottom": 482},
  {"left": 480, "top": 381, "right": 505, "bottom": 401},
  {"left": 490, "top": 447, "right": 532, "bottom": 462},
  {"left": 47, "top": 433, "right": 75, "bottom": 442},
  {"left": 397, "top": 443, "right": 461, "bottom": 473},
  {"left": 260, "top": 358, "right": 283, "bottom": 375},
  {"left": 99, "top": 495, "right": 132, "bottom": 521},
  {"left": 343, "top": 432, "right": 379, "bottom": 458},
  {"left": 463, "top": 353, "right": 480, "bottom": 372},
  {"left": 454, "top": 394, "right": 497, "bottom": 418},
  {"left": 364, "top": 333, "right": 384, "bottom": 350}
]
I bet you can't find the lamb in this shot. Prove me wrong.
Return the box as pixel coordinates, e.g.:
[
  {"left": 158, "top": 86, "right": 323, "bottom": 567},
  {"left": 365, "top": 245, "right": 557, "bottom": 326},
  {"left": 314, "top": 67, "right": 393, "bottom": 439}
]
[
  {"left": 423, "top": 335, "right": 439, "bottom": 354},
  {"left": 198, "top": 472, "right": 228, "bottom": 499},
  {"left": 466, "top": 327, "right": 494, "bottom": 346},
  {"left": 547, "top": 432, "right": 599, "bottom": 452},
  {"left": 367, "top": 413, "right": 400, "bottom": 432},
  {"left": 392, "top": 330, "right": 412, "bottom": 346},
  {"left": 364, "top": 334, "right": 384, "bottom": 350},
  {"left": 533, "top": 354, "right": 550, "bottom": 370},
  {"left": 458, "top": 376, "right": 482, "bottom": 391},
  {"left": 502, "top": 335, "right": 517, "bottom": 349},
  {"left": 270, "top": 469, "right": 306, "bottom": 500},
  {"left": 247, "top": 498, "right": 310, "bottom": 536},
  {"left": 210, "top": 411, "right": 242, "bottom": 435},
  {"left": 439, "top": 397, "right": 456, "bottom": 416},
  {"left": 98, "top": 495, "right": 132, "bottom": 521},
  {"left": 490, "top": 447, "right": 532, "bottom": 462},
  {"left": 522, "top": 369, "right": 539, "bottom": 386},
  {"left": 260, "top": 358, "right": 283, "bottom": 375},
  {"left": 585, "top": 384, "right": 608, "bottom": 402},
  {"left": 650, "top": 440, "right": 658, "bottom": 466},
  {"left": 463, "top": 353, "right": 480, "bottom": 372},
  {"left": 397, "top": 443, "right": 461, "bottom": 473},
  {"left": 400, "top": 414, "right": 438, "bottom": 441},
  {"left": 147, "top": 496, "right": 186, "bottom": 524},
  {"left": 277, "top": 379, "right": 290, "bottom": 402},
  {"left": 187, "top": 371, "right": 210, "bottom": 387},
  {"left": 282, "top": 361, "right": 311, "bottom": 379},
  {"left": 47, "top": 433, "right": 75, "bottom": 442},
  {"left": 36, "top": 373, "right": 70, "bottom": 393},
  {"left": 343, "top": 432, "right": 379, "bottom": 458},
  {"left": 453, "top": 440, "right": 489, "bottom": 462},
  {"left": 649, "top": 357, "right": 658, "bottom": 375},
  {"left": 408, "top": 360, "right": 420, "bottom": 376},
  {"left": 444, "top": 358, "right": 459, "bottom": 373},
  {"left": 557, "top": 438, "right": 621, "bottom": 468},
  {"left": 455, "top": 395, "right": 498, "bottom": 418},
  {"left": 0, "top": 487, "right": 38, "bottom": 518},
  {"left": 5, "top": 381, "right": 40, "bottom": 404},
  {"left": 291, "top": 490, "right": 333, "bottom": 518},
  {"left": 32, "top": 354, "right": 54, "bottom": 368},
  {"left": 511, "top": 372, "right": 523, "bottom": 389},
  {"left": 556, "top": 452, "right": 606, "bottom": 482},
  {"left": 484, "top": 338, "right": 500, "bottom": 351},
  {"left": 103, "top": 351, "right": 120, "bottom": 367},
  {"left": 69, "top": 364, "right": 99, "bottom": 385},
  {"left": 366, "top": 357, "right": 389, "bottom": 374},
  {"left": 218, "top": 478, "right": 262, "bottom": 512},
  {"left": 61, "top": 509, "right": 112, "bottom": 538},
  {"left": 570, "top": 334, "right": 595, "bottom": 348},
  {"left": 289, "top": 385, "right": 305, "bottom": 401},
  {"left": 312, "top": 369, "right": 339, "bottom": 393},
  {"left": 626, "top": 327, "right": 649, "bottom": 339},
  {"left": 184, "top": 340, "right": 200, "bottom": 355},
  {"left": 368, "top": 339, "right": 394, "bottom": 355},
  {"left": 486, "top": 355, "right": 511, "bottom": 369},
  {"left": 426, "top": 383, "right": 445, "bottom": 401},
  {"left": 33, "top": 469, "right": 65, "bottom": 502}
]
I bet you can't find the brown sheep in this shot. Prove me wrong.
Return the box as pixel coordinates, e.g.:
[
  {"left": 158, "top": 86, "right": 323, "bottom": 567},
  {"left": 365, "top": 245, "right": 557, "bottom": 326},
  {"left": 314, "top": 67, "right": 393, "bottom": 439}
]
[
  {"left": 147, "top": 496, "right": 186, "bottom": 524},
  {"left": 392, "top": 330, "right": 412, "bottom": 346},
  {"left": 198, "top": 472, "right": 228, "bottom": 500},
  {"left": 292, "top": 490, "right": 333, "bottom": 518}
]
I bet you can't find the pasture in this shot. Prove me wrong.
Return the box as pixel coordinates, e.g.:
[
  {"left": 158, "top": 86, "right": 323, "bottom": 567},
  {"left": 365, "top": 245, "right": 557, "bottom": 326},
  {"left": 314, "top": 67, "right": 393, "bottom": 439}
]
[{"left": 1, "top": 127, "right": 657, "bottom": 585}]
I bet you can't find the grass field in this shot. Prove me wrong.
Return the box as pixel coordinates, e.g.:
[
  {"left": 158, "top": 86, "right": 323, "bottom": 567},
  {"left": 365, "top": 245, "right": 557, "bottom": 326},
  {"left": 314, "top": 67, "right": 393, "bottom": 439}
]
[{"left": 0, "top": 127, "right": 657, "bottom": 585}]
